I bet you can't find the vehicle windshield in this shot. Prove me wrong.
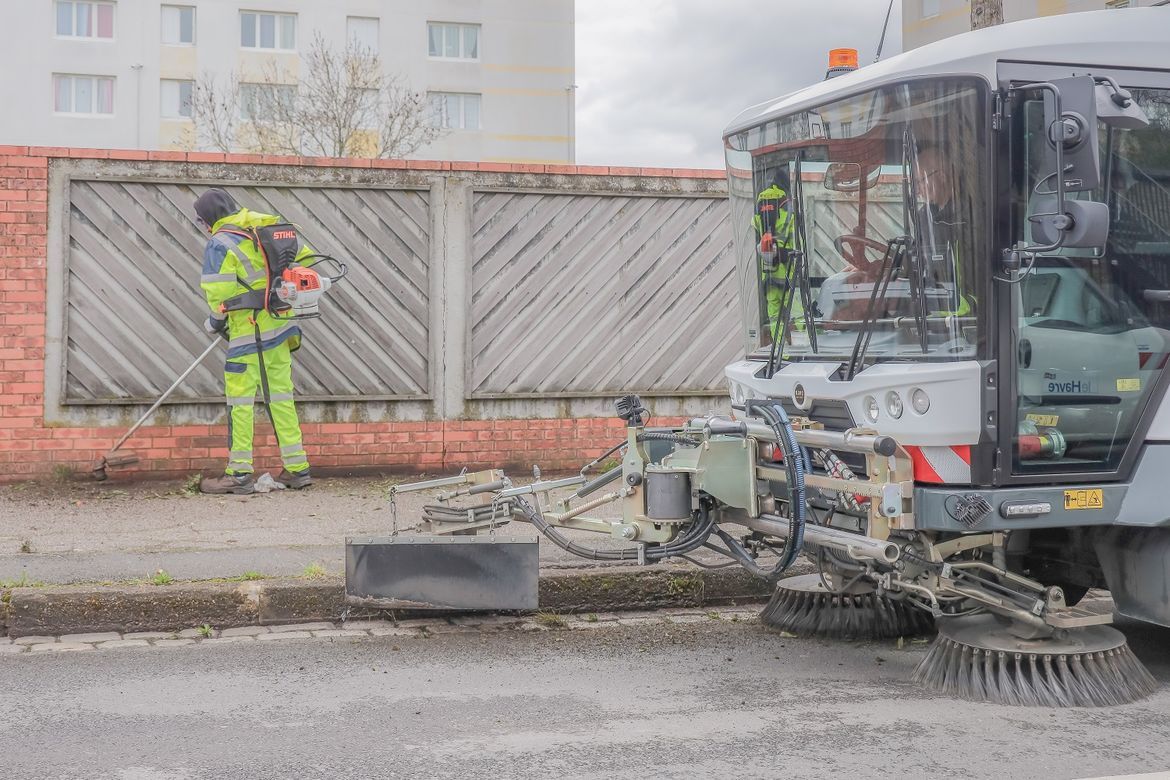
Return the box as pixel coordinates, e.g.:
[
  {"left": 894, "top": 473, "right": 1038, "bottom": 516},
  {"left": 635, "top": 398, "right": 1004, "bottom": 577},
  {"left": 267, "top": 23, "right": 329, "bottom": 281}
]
[{"left": 725, "top": 78, "right": 990, "bottom": 364}]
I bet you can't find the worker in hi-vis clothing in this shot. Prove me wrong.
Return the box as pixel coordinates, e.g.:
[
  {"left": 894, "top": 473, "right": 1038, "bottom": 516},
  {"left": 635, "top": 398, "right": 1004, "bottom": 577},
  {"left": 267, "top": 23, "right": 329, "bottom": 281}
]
[
  {"left": 194, "top": 189, "right": 313, "bottom": 495},
  {"left": 752, "top": 170, "right": 803, "bottom": 341}
]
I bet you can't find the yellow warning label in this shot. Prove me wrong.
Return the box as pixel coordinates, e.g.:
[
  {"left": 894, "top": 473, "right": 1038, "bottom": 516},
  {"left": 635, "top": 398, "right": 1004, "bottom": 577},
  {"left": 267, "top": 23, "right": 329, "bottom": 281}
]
[
  {"left": 1064, "top": 489, "right": 1104, "bottom": 510},
  {"left": 1026, "top": 413, "right": 1060, "bottom": 427},
  {"left": 1117, "top": 378, "right": 1141, "bottom": 392}
]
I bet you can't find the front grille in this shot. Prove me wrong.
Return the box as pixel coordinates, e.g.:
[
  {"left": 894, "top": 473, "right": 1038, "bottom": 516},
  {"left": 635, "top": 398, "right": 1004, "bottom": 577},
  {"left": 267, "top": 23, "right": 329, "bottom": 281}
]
[{"left": 776, "top": 398, "right": 855, "bottom": 431}]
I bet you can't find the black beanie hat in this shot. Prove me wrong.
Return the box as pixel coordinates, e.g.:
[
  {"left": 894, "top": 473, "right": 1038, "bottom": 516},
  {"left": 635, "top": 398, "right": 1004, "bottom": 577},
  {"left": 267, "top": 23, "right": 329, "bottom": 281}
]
[{"left": 194, "top": 188, "right": 240, "bottom": 227}]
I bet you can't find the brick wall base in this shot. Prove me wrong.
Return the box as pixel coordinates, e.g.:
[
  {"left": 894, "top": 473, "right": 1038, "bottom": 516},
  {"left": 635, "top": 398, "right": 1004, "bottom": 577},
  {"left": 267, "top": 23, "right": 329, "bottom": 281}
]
[{"left": 2, "top": 417, "right": 674, "bottom": 482}]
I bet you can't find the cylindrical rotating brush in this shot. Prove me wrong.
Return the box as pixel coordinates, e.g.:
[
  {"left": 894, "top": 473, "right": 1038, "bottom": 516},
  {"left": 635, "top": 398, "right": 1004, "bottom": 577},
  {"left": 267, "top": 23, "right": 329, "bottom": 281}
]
[
  {"left": 913, "top": 614, "right": 1157, "bottom": 707},
  {"left": 761, "top": 574, "right": 935, "bottom": 640}
]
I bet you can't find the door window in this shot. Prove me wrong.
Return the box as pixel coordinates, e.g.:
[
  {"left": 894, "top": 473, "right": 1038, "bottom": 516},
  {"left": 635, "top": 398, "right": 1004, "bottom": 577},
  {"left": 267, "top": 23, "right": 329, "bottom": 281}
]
[{"left": 1010, "top": 87, "right": 1170, "bottom": 474}]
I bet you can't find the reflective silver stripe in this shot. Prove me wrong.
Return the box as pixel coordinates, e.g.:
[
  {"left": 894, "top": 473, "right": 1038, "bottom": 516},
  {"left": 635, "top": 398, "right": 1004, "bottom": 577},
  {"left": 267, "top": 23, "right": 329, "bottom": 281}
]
[
  {"left": 201, "top": 273, "right": 238, "bottom": 285},
  {"left": 226, "top": 322, "right": 297, "bottom": 352},
  {"left": 227, "top": 396, "right": 255, "bottom": 406},
  {"left": 282, "top": 454, "right": 309, "bottom": 467},
  {"left": 268, "top": 393, "right": 295, "bottom": 403},
  {"left": 280, "top": 443, "right": 305, "bottom": 455},
  {"left": 229, "top": 451, "right": 251, "bottom": 460},
  {"left": 228, "top": 462, "right": 254, "bottom": 473},
  {"left": 919, "top": 446, "right": 972, "bottom": 483},
  {"left": 240, "top": 263, "right": 267, "bottom": 284}
]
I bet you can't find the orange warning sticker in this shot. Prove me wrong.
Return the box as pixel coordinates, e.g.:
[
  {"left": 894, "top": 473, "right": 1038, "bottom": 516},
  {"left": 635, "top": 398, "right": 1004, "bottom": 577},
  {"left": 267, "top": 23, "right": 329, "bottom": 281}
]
[{"left": 1064, "top": 489, "right": 1104, "bottom": 510}]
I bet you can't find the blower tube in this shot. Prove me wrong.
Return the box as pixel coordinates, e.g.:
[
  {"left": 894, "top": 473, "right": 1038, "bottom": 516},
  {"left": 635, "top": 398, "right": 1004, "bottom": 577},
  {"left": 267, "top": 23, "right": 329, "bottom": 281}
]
[{"left": 746, "top": 400, "right": 807, "bottom": 573}]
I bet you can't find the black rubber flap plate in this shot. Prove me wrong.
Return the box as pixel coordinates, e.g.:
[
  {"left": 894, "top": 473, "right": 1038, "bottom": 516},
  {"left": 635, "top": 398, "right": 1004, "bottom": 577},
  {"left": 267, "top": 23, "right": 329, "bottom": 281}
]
[{"left": 345, "top": 535, "right": 540, "bottom": 611}]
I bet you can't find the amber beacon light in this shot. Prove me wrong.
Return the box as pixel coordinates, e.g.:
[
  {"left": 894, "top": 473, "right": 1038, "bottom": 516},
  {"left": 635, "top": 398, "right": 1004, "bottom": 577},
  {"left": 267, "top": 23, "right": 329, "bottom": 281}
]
[{"left": 825, "top": 48, "right": 859, "bottom": 79}]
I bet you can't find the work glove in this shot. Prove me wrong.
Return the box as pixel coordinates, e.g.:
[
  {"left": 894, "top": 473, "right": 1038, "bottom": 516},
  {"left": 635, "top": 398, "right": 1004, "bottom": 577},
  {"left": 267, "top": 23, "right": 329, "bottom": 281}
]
[{"left": 204, "top": 315, "right": 229, "bottom": 341}]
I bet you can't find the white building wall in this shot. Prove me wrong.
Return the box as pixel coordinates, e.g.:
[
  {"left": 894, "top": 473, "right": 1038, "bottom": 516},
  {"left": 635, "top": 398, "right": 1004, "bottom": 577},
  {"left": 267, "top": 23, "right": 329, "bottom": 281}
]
[
  {"left": 0, "top": 0, "right": 575, "bottom": 163},
  {"left": 902, "top": 0, "right": 1167, "bottom": 50}
]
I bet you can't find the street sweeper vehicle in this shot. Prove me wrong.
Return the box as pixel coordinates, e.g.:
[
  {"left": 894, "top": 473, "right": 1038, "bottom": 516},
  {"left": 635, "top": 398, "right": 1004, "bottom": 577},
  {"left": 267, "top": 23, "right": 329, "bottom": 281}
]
[{"left": 347, "top": 9, "right": 1170, "bottom": 707}]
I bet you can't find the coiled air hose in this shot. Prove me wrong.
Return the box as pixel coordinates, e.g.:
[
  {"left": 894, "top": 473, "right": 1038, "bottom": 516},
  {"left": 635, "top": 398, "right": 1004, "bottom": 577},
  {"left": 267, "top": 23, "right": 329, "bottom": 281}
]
[
  {"left": 746, "top": 400, "right": 807, "bottom": 573},
  {"left": 515, "top": 494, "right": 716, "bottom": 561}
]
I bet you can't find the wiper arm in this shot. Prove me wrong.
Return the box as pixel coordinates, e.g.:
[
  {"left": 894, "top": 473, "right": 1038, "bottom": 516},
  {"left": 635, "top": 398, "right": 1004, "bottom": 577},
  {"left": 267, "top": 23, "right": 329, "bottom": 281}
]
[
  {"left": 902, "top": 126, "right": 929, "bottom": 354},
  {"left": 843, "top": 239, "right": 904, "bottom": 382}
]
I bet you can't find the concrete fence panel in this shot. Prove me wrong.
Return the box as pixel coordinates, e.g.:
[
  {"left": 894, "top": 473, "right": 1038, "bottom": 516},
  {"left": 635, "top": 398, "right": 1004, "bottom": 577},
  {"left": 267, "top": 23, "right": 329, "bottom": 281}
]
[
  {"left": 61, "top": 172, "right": 431, "bottom": 405},
  {"left": 469, "top": 189, "right": 738, "bottom": 398}
]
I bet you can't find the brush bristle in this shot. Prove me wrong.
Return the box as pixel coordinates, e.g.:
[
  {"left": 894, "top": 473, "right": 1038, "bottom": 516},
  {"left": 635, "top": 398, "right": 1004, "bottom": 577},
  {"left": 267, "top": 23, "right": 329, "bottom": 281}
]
[
  {"left": 760, "top": 581, "right": 935, "bottom": 640},
  {"left": 913, "top": 633, "right": 1158, "bottom": 707}
]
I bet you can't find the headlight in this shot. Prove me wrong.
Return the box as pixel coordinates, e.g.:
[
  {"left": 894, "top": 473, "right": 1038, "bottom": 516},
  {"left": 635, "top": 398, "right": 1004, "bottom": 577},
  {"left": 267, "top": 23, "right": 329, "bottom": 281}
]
[
  {"left": 885, "top": 391, "right": 903, "bottom": 419},
  {"left": 863, "top": 395, "right": 879, "bottom": 423},
  {"left": 911, "top": 388, "right": 930, "bottom": 415}
]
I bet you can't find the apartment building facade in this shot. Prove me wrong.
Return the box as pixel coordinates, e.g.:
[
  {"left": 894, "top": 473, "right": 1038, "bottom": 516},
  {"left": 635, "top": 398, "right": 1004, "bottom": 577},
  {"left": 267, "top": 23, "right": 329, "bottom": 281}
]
[
  {"left": 903, "top": 0, "right": 1168, "bottom": 49},
  {"left": 0, "top": 0, "right": 576, "bottom": 163}
]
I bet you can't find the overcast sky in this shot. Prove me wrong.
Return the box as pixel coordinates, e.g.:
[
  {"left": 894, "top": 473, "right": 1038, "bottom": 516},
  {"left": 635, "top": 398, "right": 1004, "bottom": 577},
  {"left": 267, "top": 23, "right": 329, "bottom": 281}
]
[{"left": 575, "top": 0, "right": 903, "bottom": 169}]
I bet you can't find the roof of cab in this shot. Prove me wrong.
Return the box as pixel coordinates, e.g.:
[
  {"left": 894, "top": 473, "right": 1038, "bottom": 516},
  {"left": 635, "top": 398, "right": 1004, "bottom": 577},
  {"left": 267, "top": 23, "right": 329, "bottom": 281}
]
[{"left": 723, "top": 8, "right": 1170, "bottom": 138}]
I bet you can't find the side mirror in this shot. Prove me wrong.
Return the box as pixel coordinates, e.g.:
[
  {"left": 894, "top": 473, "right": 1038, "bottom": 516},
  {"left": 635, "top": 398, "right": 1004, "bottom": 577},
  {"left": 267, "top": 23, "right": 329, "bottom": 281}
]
[
  {"left": 1006, "top": 76, "right": 1114, "bottom": 269},
  {"left": 1043, "top": 75, "right": 1100, "bottom": 193},
  {"left": 1095, "top": 76, "right": 1150, "bottom": 130},
  {"left": 1029, "top": 197, "right": 1110, "bottom": 249}
]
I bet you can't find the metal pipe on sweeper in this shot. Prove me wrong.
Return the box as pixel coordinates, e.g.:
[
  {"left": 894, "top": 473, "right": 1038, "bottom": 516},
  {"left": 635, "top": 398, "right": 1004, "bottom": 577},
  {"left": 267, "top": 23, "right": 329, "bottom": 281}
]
[{"left": 744, "top": 514, "right": 901, "bottom": 563}]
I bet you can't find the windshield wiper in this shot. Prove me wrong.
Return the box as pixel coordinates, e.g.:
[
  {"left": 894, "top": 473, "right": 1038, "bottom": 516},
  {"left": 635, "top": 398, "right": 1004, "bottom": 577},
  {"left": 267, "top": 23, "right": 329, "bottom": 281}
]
[
  {"left": 843, "top": 238, "right": 905, "bottom": 381},
  {"left": 766, "top": 152, "right": 818, "bottom": 379},
  {"left": 902, "top": 126, "right": 930, "bottom": 354}
]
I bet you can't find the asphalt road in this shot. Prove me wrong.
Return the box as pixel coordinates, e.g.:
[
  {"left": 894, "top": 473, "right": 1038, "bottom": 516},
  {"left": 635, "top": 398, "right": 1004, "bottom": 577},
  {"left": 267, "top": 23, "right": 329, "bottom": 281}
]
[{"left": 3, "top": 618, "right": 1170, "bottom": 779}]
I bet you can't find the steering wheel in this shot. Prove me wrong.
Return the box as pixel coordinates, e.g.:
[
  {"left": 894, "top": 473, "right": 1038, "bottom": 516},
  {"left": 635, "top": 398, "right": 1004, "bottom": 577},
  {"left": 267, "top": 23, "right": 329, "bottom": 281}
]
[{"left": 834, "top": 233, "right": 890, "bottom": 269}]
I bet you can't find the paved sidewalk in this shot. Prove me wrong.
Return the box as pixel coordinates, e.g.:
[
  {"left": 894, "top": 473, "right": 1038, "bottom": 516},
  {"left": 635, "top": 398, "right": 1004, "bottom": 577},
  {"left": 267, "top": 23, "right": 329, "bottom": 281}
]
[{"left": 0, "top": 474, "right": 651, "bottom": 585}]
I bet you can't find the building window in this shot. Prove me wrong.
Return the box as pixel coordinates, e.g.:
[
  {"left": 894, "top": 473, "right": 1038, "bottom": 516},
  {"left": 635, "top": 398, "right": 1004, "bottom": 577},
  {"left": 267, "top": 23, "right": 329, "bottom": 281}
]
[
  {"left": 53, "top": 74, "right": 115, "bottom": 115},
  {"left": 840, "top": 121, "right": 853, "bottom": 138},
  {"left": 160, "top": 79, "right": 193, "bottom": 119},
  {"left": 429, "top": 92, "right": 481, "bottom": 130},
  {"left": 161, "top": 5, "right": 195, "bottom": 45},
  {"left": 427, "top": 22, "right": 479, "bottom": 60},
  {"left": 921, "top": 0, "right": 940, "bottom": 18},
  {"left": 55, "top": 1, "right": 115, "bottom": 39},
  {"left": 241, "top": 11, "right": 295, "bottom": 51},
  {"left": 240, "top": 83, "right": 296, "bottom": 121},
  {"left": 347, "top": 16, "right": 379, "bottom": 52}
]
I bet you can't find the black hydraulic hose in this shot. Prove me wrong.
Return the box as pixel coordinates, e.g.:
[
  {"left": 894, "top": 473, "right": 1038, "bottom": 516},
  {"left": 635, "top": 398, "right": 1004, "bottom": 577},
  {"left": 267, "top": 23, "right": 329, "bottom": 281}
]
[
  {"left": 635, "top": 432, "right": 699, "bottom": 447},
  {"left": 575, "top": 466, "right": 623, "bottom": 499},
  {"left": 515, "top": 495, "right": 716, "bottom": 562},
  {"left": 746, "top": 400, "right": 806, "bottom": 571}
]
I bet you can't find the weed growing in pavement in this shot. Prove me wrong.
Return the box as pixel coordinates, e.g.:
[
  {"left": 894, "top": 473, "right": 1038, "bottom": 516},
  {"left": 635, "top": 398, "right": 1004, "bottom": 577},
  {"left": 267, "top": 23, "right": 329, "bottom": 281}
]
[
  {"left": 240, "top": 571, "right": 264, "bottom": 581},
  {"left": 50, "top": 464, "right": 74, "bottom": 483},
  {"left": 534, "top": 611, "right": 568, "bottom": 629},
  {"left": 19, "top": 540, "right": 32, "bottom": 554},
  {"left": 197, "top": 624, "right": 213, "bottom": 638},
  {"left": 585, "top": 613, "right": 599, "bottom": 623},
  {"left": 150, "top": 569, "right": 174, "bottom": 586},
  {"left": 705, "top": 611, "right": 722, "bottom": 620},
  {"left": 0, "top": 572, "right": 44, "bottom": 588},
  {"left": 301, "top": 562, "right": 327, "bottom": 579},
  {"left": 180, "top": 474, "right": 202, "bottom": 496}
]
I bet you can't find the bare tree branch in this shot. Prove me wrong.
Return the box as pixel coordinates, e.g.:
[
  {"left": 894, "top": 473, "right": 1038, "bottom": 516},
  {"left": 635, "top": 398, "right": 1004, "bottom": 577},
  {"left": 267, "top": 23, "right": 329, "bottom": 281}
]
[{"left": 189, "top": 33, "right": 444, "bottom": 159}]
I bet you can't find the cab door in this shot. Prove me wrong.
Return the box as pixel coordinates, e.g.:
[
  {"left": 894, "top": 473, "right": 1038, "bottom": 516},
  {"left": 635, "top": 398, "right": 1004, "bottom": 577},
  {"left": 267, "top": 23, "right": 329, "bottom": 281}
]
[{"left": 998, "top": 63, "right": 1170, "bottom": 483}]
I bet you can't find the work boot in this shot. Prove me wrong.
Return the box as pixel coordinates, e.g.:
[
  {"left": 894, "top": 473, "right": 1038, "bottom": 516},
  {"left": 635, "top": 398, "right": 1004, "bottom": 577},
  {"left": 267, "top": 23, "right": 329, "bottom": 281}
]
[
  {"left": 200, "top": 472, "right": 256, "bottom": 495},
  {"left": 275, "top": 468, "right": 313, "bottom": 490}
]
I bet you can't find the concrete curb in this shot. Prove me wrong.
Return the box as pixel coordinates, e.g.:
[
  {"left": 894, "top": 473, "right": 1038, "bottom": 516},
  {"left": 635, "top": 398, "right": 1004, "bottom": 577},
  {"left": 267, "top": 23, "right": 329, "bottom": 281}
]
[{"left": 1, "top": 565, "right": 778, "bottom": 638}]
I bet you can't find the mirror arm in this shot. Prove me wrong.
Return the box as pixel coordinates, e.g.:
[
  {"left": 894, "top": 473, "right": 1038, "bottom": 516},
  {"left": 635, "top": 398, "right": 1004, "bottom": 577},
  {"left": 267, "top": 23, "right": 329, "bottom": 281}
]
[{"left": 1003, "top": 82, "right": 1071, "bottom": 272}]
